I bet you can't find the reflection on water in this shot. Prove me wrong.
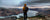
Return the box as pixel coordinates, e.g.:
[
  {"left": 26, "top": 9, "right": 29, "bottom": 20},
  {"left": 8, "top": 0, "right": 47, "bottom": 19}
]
[{"left": 0, "top": 16, "right": 5, "bottom": 19}]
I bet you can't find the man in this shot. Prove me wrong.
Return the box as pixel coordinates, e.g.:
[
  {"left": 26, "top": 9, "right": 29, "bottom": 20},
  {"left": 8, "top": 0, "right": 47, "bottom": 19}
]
[
  {"left": 23, "top": 4, "right": 28, "bottom": 20},
  {"left": 23, "top": 4, "right": 28, "bottom": 14}
]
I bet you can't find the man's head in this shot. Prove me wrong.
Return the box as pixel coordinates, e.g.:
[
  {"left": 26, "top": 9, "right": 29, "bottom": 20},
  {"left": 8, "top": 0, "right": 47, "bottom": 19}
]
[{"left": 24, "top": 4, "right": 27, "bottom": 7}]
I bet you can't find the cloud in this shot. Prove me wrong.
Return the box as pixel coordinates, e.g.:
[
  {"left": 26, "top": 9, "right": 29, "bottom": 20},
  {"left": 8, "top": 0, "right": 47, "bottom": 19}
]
[
  {"left": 0, "top": 0, "right": 50, "bottom": 7},
  {"left": 20, "top": 0, "right": 50, "bottom": 7}
]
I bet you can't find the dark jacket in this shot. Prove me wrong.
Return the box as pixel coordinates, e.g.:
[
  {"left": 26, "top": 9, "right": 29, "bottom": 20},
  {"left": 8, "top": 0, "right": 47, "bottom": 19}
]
[{"left": 23, "top": 7, "right": 28, "bottom": 13}]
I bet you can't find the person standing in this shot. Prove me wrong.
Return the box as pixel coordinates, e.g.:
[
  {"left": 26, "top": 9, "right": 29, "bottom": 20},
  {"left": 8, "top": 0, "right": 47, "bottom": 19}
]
[{"left": 23, "top": 4, "right": 28, "bottom": 20}]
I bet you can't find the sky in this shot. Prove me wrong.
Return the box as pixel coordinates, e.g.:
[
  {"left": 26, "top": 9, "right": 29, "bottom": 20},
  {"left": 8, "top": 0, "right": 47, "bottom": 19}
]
[{"left": 0, "top": 0, "right": 50, "bottom": 8}]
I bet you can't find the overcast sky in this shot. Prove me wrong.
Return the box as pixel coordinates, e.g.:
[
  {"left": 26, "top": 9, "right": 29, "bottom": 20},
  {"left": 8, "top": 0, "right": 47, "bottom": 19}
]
[{"left": 0, "top": 0, "right": 50, "bottom": 7}]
